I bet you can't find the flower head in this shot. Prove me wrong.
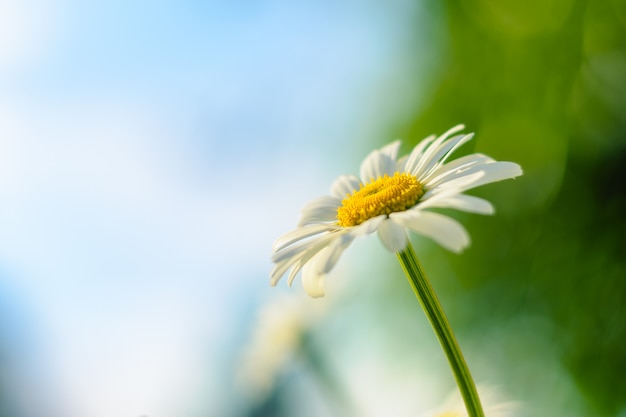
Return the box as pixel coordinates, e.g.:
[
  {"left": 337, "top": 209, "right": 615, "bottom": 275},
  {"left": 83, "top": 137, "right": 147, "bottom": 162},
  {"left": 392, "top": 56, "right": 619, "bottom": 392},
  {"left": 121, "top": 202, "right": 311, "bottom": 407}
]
[{"left": 271, "top": 125, "right": 522, "bottom": 297}]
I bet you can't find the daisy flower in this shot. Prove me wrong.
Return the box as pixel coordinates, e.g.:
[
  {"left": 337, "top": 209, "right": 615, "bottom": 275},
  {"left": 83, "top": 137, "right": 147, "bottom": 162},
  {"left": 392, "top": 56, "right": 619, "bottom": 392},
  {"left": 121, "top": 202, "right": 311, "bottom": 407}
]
[{"left": 270, "top": 124, "right": 522, "bottom": 298}]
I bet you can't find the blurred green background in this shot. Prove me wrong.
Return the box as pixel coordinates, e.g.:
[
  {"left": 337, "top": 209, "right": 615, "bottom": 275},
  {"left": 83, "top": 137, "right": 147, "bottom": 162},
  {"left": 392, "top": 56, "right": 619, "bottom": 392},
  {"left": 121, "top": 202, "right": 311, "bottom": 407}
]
[
  {"left": 243, "top": 0, "right": 626, "bottom": 416},
  {"left": 406, "top": 1, "right": 626, "bottom": 415}
]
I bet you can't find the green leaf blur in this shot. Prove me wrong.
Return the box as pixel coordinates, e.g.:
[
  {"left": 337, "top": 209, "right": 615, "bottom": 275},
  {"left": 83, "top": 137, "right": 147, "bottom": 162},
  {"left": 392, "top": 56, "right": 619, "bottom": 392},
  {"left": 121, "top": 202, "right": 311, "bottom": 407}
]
[{"left": 394, "top": 0, "right": 626, "bottom": 415}]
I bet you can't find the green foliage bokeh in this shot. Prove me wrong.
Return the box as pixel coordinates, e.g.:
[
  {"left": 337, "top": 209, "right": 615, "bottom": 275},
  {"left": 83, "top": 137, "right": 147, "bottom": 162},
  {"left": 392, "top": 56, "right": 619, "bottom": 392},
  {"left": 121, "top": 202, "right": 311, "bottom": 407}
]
[{"left": 396, "top": 0, "right": 626, "bottom": 415}]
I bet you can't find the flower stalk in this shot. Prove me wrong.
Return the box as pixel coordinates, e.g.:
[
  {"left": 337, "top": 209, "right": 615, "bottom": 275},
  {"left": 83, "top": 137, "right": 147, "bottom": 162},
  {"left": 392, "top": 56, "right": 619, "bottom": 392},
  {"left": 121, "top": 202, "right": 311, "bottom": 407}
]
[{"left": 396, "top": 240, "right": 484, "bottom": 417}]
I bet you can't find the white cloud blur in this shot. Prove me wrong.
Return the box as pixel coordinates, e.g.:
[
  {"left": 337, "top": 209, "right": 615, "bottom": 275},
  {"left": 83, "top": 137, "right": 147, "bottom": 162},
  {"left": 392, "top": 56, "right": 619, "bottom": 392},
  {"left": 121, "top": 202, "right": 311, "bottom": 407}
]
[{"left": 0, "top": 0, "right": 64, "bottom": 73}]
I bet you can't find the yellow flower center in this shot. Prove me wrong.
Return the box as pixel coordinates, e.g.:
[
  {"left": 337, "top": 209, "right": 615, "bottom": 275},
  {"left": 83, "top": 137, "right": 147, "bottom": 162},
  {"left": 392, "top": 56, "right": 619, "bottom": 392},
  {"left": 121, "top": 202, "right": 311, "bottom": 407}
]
[{"left": 337, "top": 172, "right": 424, "bottom": 227}]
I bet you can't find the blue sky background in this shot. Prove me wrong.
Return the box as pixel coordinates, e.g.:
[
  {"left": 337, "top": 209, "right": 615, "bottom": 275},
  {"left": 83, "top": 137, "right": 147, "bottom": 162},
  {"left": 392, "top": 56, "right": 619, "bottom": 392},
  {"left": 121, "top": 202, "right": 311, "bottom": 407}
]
[{"left": 0, "top": 1, "right": 443, "bottom": 416}]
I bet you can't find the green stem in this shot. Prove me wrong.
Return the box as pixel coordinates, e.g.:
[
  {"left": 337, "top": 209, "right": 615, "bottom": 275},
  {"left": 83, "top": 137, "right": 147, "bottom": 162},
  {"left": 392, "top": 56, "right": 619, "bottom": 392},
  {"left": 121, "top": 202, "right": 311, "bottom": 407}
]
[{"left": 396, "top": 240, "right": 484, "bottom": 417}]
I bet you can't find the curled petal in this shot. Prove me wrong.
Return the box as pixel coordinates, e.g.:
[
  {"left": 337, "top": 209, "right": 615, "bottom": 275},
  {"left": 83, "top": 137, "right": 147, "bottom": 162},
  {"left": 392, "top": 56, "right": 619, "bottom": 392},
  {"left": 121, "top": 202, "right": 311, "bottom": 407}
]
[
  {"left": 271, "top": 231, "right": 340, "bottom": 285},
  {"left": 302, "top": 256, "right": 326, "bottom": 298},
  {"left": 270, "top": 258, "right": 298, "bottom": 286},
  {"left": 314, "top": 233, "right": 355, "bottom": 274},
  {"left": 271, "top": 242, "right": 316, "bottom": 285},
  {"left": 285, "top": 238, "right": 333, "bottom": 286}
]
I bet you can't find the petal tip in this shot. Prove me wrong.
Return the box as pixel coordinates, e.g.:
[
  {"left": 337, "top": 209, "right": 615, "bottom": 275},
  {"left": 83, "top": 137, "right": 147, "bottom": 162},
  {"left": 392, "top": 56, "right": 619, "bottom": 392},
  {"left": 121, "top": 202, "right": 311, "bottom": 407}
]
[
  {"left": 447, "top": 124, "right": 466, "bottom": 136},
  {"left": 449, "top": 237, "right": 471, "bottom": 254},
  {"left": 304, "top": 282, "right": 325, "bottom": 298}
]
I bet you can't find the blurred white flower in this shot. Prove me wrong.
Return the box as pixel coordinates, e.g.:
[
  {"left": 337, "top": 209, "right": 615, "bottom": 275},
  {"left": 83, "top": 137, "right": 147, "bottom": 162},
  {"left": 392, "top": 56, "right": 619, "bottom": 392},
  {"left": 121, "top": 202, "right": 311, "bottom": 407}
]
[
  {"left": 271, "top": 124, "right": 522, "bottom": 297},
  {"left": 422, "top": 385, "right": 519, "bottom": 417},
  {"left": 236, "top": 293, "right": 327, "bottom": 400}
]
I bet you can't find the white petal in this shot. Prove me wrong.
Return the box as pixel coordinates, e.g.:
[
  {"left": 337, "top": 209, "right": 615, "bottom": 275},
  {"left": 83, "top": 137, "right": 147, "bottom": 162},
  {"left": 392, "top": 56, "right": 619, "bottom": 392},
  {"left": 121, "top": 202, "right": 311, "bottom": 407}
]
[
  {"left": 404, "top": 134, "right": 436, "bottom": 174},
  {"left": 418, "top": 194, "right": 495, "bottom": 215},
  {"left": 299, "top": 206, "right": 338, "bottom": 226},
  {"left": 377, "top": 218, "right": 408, "bottom": 253},
  {"left": 437, "top": 133, "right": 474, "bottom": 165},
  {"left": 271, "top": 243, "right": 316, "bottom": 284},
  {"left": 379, "top": 140, "right": 402, "bottom": 160},
  {"left": 330, "top": 175, "right": 361, "bottom": 199},
  {"left": 417, "top": 133, "right": 474, "bottom": 179},
  {"left": 284, "top": 238, "right": 330, "bottom": 286},
  {"left": 270, "top": 259, "right": 296, "bottom": 286},
  {"left": 392, "top": 210, "right": 470, "bottom": 253},
  {"left": 444, "top": 124, "right": 466, "bottom": 135},
  {"left": 409, "top": 125, "right": 466, "bottom": 177},
  {"left": 272, "top": 228, "right": 336, "bottom": 265},
  {"left": 298, "top": 195, "right": 340, "bottom": 226},
  {"left": 423, "top": 153, "right": 494, "bottom": 187},
  {"left": 302, "top": 256, "right": 326, "bottom": 298},
  {"left": 281, "top": 230, "right": 353, "bottom": 296},
  {"left": 272, "top": 223, "right": 336, "bottom": 252},
  {"left": 314, "top": 233, "right": 355, "bottom": 274},
  {"left": 359, "top": 142, "right": 400, "bottom": 182},
  {"left": 429, "top": 161, "right": 522, "bottom": 196},
  {"left": 286, "top": 259, "right": 305, "bottom": 286},
  {"left": 271, "top": 244, "right": 313, "bottom": 285},
  {"left": 271, "top": 231, "right": 340, "bottom": 285},
  {"left": 459, "top": 161, "right": 523, "bottom": 191},
  {"left": 396, "top": 154, "right": 409, "bottom": 171},
  {"left": 300, "top": 195, "right": 341, "bottom": 214},
  {"left": 350, "top": 214, "right": 386, "bottom": 236},
  {"left": 422, "top": 171, "right": 485, "bottom": 200}
]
